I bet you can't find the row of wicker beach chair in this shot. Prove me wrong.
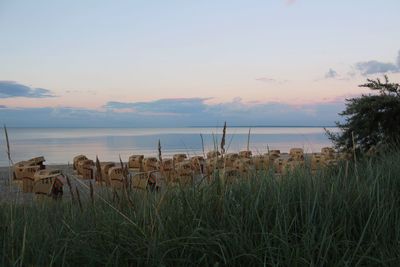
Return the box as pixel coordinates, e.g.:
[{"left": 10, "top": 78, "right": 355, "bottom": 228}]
[
  {"left": 72, "top": 147, "right": 348, "bottom": 191},
  {"left": 11, "top": 147, "right": 351, "bottom": 198}
]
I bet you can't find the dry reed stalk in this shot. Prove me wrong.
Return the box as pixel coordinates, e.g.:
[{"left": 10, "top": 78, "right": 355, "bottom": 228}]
[
  {"left": 352, "top": 132, "right": 357, "bottom": 161},
  {"left": 220, "top": 121, "right": 226, "bottom": 156},
  {"left": 151, "top": 193, "right": 168, "bottom": 235},
  {"left": 158, "top": 139, "right": 162, "bottom": 163},
  {"left": 75, "top": 186, "right": 83, "bottom": 211},
  {"left": 212, "top": 133, "right": 218, "bottom": 153},
  {"left": 112, "top": 188, "right": 116, "bottom": 202},
  {"left": 95, "top": 156, "right": 102, "bottom": 184},
  {"left": 119, "top": 155, "right": 124, "bottom": 169},
  {"left": 119, "top": 155, "right": 129, "bottom": 189},
  {"left": 4, "top": 125, "right": 11, "bottom": 162},
  {"left": 66, "top": 175, "right": 75, "bottom": 201},
  {"left": 352, "top": 131, "right": 359, "bottom": 181},
  {"left": 20, "top": 223, "right": 27, "bottom": 267},
  {"left": 157, "top": 139, "right": 166, "bottom": 184},
  {"left": 123, "top": 185, "right": 135, "bottom": 208},
  {"left": 156, "top": 192, "right": 166, "bottom": 213},
  {"left": 200, "top": 134, "right": 206, "bottom": 158},
  {"left": 4, "top": 125, "right": 12, "bottom": 187},
  {"left": 125, "top": 164, "right": 130, "bottom": 191},
  {"left": 89, "top": 181, "right": 94, "bottom": 205},
  {"left": 247, "top": 128, "right": 251, "bottom": 151},
  {"left": 113, "top": 189, "right": 120, "bottom": 204},
  {"left": 67, "top": 172, "right": 144, "bottom": 233}
]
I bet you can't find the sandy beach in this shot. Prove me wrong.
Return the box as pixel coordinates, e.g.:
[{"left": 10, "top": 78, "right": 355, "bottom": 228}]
[{"left": 0, "top": 164, "right": 95, "bottom": 203}]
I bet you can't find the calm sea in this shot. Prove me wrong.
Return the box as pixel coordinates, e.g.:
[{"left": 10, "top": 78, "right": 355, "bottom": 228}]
[{"left": 0, "top": 127, "right": 338, "bottom": 166}]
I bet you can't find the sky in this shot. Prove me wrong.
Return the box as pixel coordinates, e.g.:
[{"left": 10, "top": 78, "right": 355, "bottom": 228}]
[{"left": 1, "top": 0, "right": 400, "bottom": 127}]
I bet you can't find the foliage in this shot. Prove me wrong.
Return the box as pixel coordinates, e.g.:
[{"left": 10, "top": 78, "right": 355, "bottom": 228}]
[
  {"left": 326, "top": 75, "right": 400, "bottom": 152},
  {"left": 1, "top": 151, "right": 400, "bottom": 266}
]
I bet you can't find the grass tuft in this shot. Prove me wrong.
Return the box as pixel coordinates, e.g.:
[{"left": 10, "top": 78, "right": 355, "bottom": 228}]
[{"left": 1, "top": 150, "right": 400, "bottom": 266}]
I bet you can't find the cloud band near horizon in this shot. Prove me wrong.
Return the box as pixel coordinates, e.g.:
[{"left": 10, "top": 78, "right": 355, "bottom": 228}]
[{"left": 0, "top": 97, "right": 345, "bottom": 127}]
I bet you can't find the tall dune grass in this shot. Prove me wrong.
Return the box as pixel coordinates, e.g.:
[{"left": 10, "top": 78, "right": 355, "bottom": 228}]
[{"left": 1, "top": 150, "right": 400, "bottom": 266}]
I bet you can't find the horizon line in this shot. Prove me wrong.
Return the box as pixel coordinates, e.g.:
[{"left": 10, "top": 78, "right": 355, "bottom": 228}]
[{"left": 4, "top": 125, "right": 338, "bottom": 128}]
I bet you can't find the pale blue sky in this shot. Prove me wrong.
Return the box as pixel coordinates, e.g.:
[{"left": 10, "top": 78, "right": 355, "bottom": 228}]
[{"left": 0, "top": 0, "right": 399, "bottom": 126}]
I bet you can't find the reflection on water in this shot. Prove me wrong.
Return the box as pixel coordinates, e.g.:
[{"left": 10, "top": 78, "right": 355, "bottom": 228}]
[{"left": 0, "top": 127, "right": 338, "bottom": 166}]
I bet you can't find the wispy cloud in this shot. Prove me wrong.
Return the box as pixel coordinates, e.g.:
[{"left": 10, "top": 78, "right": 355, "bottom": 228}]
[
  {"left": 324, "top": 68, "right": 338, "bottom": 79},
  {"left": 355, "top": 61, "right": 399, "bottom": 76},
  {"left": 355, "top": 50, "right": 400, "bottom": 76},
  {"left": 255, "top": 77, "right": 276, "bottom": 83},
  {"left": 323, "top": 50, "right": 400, "bottom": 79},
  {"left": 0, "top": 81, "right": 55, "bottom": 98},
  {"left": 255, "top": 77, "right": 288, "bottom": 84},
  {"left": 104, "top": 98, "right": 211, "bottom": 114}
]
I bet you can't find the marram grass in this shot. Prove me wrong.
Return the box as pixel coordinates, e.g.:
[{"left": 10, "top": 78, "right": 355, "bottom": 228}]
[{"left": 1, "top": 151, "right": 400, "bottom": 266}]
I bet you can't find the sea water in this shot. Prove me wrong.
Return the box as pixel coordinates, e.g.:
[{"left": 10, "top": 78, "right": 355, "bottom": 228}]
[{"left": 0, "top": 127, "right": 338, "bottom": 166}]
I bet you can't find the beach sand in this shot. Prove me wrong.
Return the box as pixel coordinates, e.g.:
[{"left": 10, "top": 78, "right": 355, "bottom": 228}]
[{"left": 0, "top": 164, "right": 95, "bottom": 203}]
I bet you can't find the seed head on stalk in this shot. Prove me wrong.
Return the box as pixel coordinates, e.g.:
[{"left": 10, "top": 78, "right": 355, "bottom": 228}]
[
  {"left": 158, "top": 139, "right": 162, "bottom": 163},
  {"left": 220, "top": 121, "right": 227, "bottom": 156},
  {"left": 95, "top": 156, "right": 102, "bottom": 183}
]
